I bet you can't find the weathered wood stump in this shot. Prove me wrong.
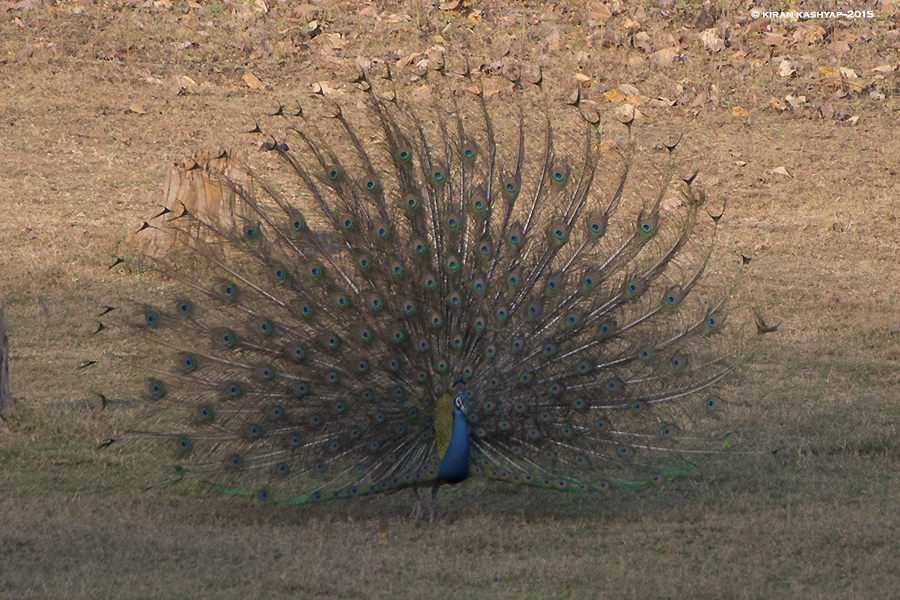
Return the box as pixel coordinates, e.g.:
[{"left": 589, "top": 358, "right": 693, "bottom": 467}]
[
  {"left": 0, "top": 306, "right": 12, "bottom": 433},
  {"left": 141, "top": 149, "right": 253, "bottom": 258}
]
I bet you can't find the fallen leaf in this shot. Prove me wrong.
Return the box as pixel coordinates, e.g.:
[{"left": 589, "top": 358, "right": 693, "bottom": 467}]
[
  {"left": 597, "top": 28, "right": 619, "bottom": 48},
  {"left": 660, "top": 196, "right": 682, "bottom": 211},
  {"left": 243, "top": 72, "right": 265, "bottom": 89},
  {"left": 617, "top": 83, "right": 640, "bottom": 97},
  {"left": 314, "top": 81, "right": 345, "bottom": 95},
  {"left": 732, "top": 106, "right": 748, "bottom": 117},
  {"left": 355, "top": 55, "right": 373, "bottom": 73},
  {"left": 543, "top": 25, "right": 561, "bottom": 49},
  {"left": 589, "top": 3, "right": 612, "bottom": 24},
  {"left": 746, "top": 17, "right": 771, "bottom": 35},
  {"left": 768, "top": 167, "right": 791, "bottom": 177},
  {"left": 613, "top": 104, "right": 643, "bottom": 122},
  {"left": 599, "top": 139, "right": 618, "bottom": 152},
  {"left": 792, "top": 24, "right": 824, "bottom": 45},
  {"left": 128, "top": 104, "right": 146, "bottom": 115},
  {"left": 323, "top": 32, "right": 346, "bottom": 51},
  {"left": 250, "top": 39, "right": 274, "bottom": 60},
  {"left": 633, "top": 31, "right": 652, "bottom": 53},
  {"left": 700, "top": 28, "right": 724, "bottom": 52},
  {"left": 292, "top": 3, "right": 318, "bottom": 21},
  {"left": 175, "top": 75, "right": 197, "bottom": 88},
  {"left": 604, "top": 89, "right": 626, "bottom": 103},
  {"left": 777, "top": 58, "right": 795, "bottom": 77},
  {"left": 784, "top": 95, "right": 806, "bottom": 110},
  {"left": 648, "top": 97, "right": 674, "bottom": 108},
  {"left": 762, "top": 33, "right": 786, "bottom": 48},
  {"left": 648, "top": 48, "right": 678, "bottom": 65},
  {"left": 382, "top": 12, "right": 412, "bottom": 22}
]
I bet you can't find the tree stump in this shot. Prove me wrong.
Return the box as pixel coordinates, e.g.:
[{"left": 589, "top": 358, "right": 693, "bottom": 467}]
[
  {"left": 141, "top": 149, "right": 253, "bottom": 259},
  {"left": 0, "top": 306, "right": 12, "bottom": 433}
]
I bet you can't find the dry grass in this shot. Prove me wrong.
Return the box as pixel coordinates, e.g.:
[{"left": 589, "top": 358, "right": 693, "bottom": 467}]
[{"left": 2, "top": 0, "right": 900, "bottom": 597}]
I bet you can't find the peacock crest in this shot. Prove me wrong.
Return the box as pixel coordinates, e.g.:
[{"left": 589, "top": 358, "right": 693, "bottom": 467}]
[{"left": 109, "top": 60, "right": 745, "bottom": 519}]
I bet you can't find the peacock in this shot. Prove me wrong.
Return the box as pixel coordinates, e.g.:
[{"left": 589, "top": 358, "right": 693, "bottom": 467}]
[{"left": 109, "top": 61, "right": 743, "bottom": 521}]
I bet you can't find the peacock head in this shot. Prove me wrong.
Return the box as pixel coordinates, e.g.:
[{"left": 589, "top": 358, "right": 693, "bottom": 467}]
[{"left": 453, "top": 393, "right": 468, "bottom": 417}]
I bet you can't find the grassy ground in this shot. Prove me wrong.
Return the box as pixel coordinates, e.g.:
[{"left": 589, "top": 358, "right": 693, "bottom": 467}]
[{"left": 2, "top": 0, "right": 900, "bottom": 597}]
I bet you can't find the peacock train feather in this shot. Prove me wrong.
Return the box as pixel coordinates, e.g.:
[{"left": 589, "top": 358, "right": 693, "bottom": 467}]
[{"left": 110, "top": 62, "right": 744, "bottom": 519}]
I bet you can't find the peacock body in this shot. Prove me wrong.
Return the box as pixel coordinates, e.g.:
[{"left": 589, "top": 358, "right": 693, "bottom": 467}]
[{"left": 119, "top": 64, "right": 741, "bottom": 517}]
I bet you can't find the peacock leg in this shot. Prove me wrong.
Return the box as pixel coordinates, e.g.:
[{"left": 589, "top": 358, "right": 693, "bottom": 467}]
[
  {"left": 430, "top": 486, "right": 440, "bottom": 524},
  {"left": 410, "top": 487, "right": 424, "bottom": 520}
]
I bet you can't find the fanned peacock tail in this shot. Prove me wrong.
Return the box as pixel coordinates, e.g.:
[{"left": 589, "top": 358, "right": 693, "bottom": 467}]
[{"left": 113, "top": 62, "right": 744, "bottom": 511}]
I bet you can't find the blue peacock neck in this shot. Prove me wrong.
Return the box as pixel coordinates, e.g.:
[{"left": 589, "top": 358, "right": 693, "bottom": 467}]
[{"left": 437, "top": 394, "right": 469, "bottom": 484}]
